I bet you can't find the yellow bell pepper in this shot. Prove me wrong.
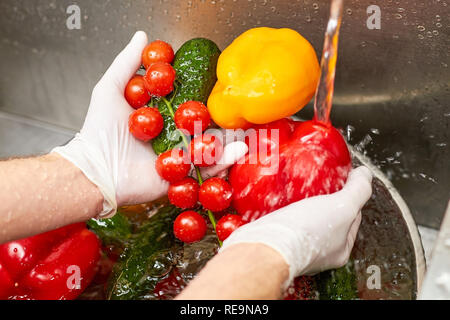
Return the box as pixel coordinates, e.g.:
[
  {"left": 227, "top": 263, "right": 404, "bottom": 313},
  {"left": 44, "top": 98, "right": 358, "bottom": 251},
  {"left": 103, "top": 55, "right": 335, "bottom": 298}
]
[{"left": 207, "top": 27, "right": 320, "bottom": 129}]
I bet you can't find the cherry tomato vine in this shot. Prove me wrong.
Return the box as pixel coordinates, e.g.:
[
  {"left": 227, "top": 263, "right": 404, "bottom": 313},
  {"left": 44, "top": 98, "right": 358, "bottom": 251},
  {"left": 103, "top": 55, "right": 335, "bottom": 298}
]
[{"left": 161, "top": 96, "right": 223, "bottom": 246}]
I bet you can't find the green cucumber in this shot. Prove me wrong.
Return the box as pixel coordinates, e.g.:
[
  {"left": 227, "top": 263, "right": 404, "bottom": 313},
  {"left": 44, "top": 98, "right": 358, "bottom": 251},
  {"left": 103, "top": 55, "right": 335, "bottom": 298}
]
[
  {"left": 317, "top": 262, "right": 358, "bottom": 300},
  {"left": 87, "top": 210, "right": 133, "bottom": 247},
  {"left": 152, "top": 38, "right": 221, "bottom": 154},
  {"left": 106, "top": 205, "right": 181, "bottom": 300}
]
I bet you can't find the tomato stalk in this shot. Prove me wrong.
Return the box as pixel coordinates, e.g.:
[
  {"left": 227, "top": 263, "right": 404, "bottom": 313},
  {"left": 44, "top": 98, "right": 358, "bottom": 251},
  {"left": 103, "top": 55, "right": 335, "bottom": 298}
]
[{"left": 161, "top": 97, "right": 222, "bottom": 247}]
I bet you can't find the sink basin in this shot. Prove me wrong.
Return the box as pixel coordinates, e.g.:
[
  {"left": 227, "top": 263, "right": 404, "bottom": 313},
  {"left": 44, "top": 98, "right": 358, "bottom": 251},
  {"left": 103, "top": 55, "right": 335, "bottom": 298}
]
[
  {"left": 0, "top": 0, "right": 447, "bottom": 228},
  {"left": 0, "top": 0, "right": 447, "bottom": 300}
]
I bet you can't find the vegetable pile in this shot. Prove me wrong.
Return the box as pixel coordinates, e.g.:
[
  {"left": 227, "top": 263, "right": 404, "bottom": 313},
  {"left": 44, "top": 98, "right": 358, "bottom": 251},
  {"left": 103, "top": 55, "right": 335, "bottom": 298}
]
[
  {"left": 125, "top": 38, "right": 246, "bottom": 245},
  {"left": 0, "top": 27, "right": 358, "bottom": 300},
  {"left": 116, "top": 29, "right": 352, "bottom": 300},
  {"left": 0, "top": 223, "right": 100, "bottom": 299}
]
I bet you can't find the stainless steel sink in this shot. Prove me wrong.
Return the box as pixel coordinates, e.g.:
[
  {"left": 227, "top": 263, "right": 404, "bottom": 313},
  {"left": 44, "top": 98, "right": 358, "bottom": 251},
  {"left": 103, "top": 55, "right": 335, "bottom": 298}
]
[
  {"left": 0, "top": 1, "right": 448, "bottom": 298},
  {"left": 0, "top": 0, "right": 448, "bottom": 229}
]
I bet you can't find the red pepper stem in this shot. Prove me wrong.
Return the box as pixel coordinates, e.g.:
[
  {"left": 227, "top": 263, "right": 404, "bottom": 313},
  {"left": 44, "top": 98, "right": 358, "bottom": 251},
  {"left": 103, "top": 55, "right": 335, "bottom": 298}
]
[
  {"left": 161, "top": 97, "right": 222, "bottom": 247},
  {"left": 194, "top": 166, "right": 203, "bottom": 184}
]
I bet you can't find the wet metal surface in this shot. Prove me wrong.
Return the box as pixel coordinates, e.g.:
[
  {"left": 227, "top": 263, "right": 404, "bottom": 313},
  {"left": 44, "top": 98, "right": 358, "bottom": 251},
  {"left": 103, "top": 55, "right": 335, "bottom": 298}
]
[
  {"left": 0, "top": 0, "right": 448, "bottom": 229},
  {"left": 350, "top": 149, "right": 425, "bottom": 299},
  {"left": 0, "top": 111, "right": 73, "bottom": 158}
]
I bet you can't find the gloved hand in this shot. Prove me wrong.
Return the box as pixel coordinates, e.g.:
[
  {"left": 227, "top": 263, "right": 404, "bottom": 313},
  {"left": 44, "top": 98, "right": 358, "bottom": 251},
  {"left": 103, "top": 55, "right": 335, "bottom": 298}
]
[
  {"left": 52, "top": 31, "right": 247, "bottom": 218},
  {"left": 221, "top": 166, "right": 373, "bottom": 289}
]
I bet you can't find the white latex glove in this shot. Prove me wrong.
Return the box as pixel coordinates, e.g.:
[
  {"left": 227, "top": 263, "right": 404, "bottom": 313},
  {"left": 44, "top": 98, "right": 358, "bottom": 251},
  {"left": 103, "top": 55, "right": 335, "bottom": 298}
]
[
  {"left": 52, "top": 31, "right": 247, "bottom": 218},
  {"left": 221, "top": 166, "right": 373, "bottom": 289}
]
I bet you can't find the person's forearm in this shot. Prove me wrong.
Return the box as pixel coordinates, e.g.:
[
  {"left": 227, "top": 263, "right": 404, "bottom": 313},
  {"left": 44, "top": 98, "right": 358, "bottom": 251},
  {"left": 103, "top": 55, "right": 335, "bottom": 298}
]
[
  {"left": 0, "top": 153, "right": 103, "bottom": 243},
  {"left": 176, "top": 243, "right": 289, "bottom": 300}
]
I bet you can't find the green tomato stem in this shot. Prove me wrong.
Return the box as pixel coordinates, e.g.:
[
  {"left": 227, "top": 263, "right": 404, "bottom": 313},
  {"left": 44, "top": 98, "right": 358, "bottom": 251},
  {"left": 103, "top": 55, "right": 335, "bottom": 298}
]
[
  {"left": 161, "top": 97, "right": 190, "bottom": 148},
  {"left": 161, "top": 96, "right": 222, "bottom": 247},
  {"left": 195, "top": 166, "right": 203, "bottom": 184}
]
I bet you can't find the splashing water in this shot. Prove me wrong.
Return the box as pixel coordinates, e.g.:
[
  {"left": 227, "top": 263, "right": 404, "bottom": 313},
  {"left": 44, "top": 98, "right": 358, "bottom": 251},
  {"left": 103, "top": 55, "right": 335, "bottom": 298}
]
[{"left": 313, "top": 0, "right": 343, "bottom": 125}]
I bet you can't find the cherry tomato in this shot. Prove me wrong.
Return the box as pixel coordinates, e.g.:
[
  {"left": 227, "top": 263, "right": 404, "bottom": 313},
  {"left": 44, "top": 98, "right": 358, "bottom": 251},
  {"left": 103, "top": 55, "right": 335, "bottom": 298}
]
[
  {"left": 168, "top": 177, "right": 199, "bottom": 209},
  {"left": 128, "top": 107, "right": 164, "bottom": 141},
  {"left": 173, "top": 211, "right": 207, "bottom": 243},
  {"left": 174, "top": 101, "right": 211, "bottom": 135},
  {"left": 124, "top": 75, "right": 151, "bottom": 109},
  {"left": 189, "top": 134, "right": 223, "bottom": 167},
  {"left": 216, "top": 214, "right": 245, "bottom": 241},
  {"left": 198, "top": 177, "right": 233, "bottom": 212},
  {"left": 144, "top": 62, "right": 176, "bottom": 97},
  {"left": 142, "top": 40, "right": 175, "bottom": 69},
  {"left": 155, "top": 149, "right": 191, "bottom": 183}
]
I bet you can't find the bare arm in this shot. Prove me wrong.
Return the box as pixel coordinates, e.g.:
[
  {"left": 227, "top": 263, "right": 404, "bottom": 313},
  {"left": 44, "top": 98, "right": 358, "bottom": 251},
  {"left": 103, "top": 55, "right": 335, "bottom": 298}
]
[
  {"left": 0, "top": 153, "right": 103, "bottom": 243},
  {"left": 176, "top": 243, "right": 289, "bottom": 300}
]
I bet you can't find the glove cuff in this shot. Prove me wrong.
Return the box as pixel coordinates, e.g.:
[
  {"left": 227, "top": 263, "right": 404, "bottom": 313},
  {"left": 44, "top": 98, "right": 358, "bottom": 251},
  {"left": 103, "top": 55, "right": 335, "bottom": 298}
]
[
  {"left": 220, "top": 223, "right": 313, "bottom": 292},
  {"left": 52, "top": 134, "right": 117, "bottom": 219}
]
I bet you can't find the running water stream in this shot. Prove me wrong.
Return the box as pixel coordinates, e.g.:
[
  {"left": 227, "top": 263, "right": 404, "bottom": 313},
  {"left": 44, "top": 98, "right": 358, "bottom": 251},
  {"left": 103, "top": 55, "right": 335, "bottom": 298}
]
[{"left": 313, "top": 0, "right": 343, "bottom": 125}]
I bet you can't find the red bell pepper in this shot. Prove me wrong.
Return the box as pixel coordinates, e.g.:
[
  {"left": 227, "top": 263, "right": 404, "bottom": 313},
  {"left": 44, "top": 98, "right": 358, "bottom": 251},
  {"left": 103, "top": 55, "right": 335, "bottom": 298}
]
[
  {"left": 230, "top": 119, "right": 352, "bottom": 222},
  {"left": 0, "top": 222, "right": 101, "bottom": 300}
]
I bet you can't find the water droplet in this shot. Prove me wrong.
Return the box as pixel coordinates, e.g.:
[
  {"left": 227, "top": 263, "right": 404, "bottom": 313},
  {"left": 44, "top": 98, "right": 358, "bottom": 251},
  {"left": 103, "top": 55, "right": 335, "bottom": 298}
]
[
  {"left": 355, "top": 134, "right": 373, "bottom": 152},
  {"left": 435, "top": 273, "right": 450, "bottom": 292},
  {"left": 444, "top": 238, "right": 450, "bottom": 247},
  {"left": 345, "top": 125, "right": 355, "bottom": 141}
]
